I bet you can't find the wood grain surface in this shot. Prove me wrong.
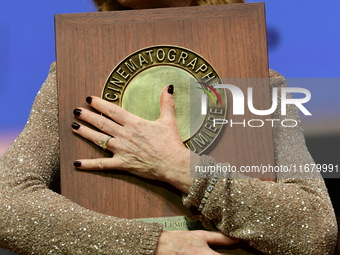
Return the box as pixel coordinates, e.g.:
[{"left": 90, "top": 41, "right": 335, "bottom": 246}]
[{"left": 56, "top": 3, "right": 274, "bottom": 254}]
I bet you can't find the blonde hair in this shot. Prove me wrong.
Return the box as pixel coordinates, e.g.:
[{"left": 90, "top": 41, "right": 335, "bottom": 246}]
[{"left": 93, "top": 0, "right": 244, "bottom": 11}]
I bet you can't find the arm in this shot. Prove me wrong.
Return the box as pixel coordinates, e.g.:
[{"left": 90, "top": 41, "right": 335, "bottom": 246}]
[
  {"left": 0, "top": 63, "right": 161, "bottom": 255},
  {"left": 0, "top": 63, "right": 237, "bottom": 255},
  {"left": 71, "top": 73, "right": 337, "bottom": 254},
  {"left": 183, "top": 71, "right": 338, "bottom": 254}
]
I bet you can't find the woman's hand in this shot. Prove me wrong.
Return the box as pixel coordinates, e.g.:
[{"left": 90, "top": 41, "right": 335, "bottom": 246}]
[
  {"left": 155, "top": 230, "right": 240, "bottom": 255},
  {"left": 71, "top": 85, "right": 197, "bottom": 193}
]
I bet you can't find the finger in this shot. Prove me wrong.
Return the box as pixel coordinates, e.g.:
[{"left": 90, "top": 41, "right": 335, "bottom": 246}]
[
  {"left": 193, "top": 231, "right": 240, "bottom": 246},
  {"left": 87, "top": 96, "right": 140, "bottom": 125},
  {"left": 73, "top": 107, "right": 123, "bottom": 136},
  {"left": 71, "top": 122, "right": 115, "bottom": 150},
  {"left": 73, "top": 157, "right": 122, "bottom": 170},
  {"left": 157, "top": 85, "right": 176, "bottom": 126}
]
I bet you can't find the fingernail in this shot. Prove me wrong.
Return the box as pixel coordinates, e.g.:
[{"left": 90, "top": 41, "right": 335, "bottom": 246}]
[
  {"left": 86, "top": 96, "right": 92, "bottom": 104},
  {"left": 73, "top": 108, "right": 82, "bottom": 116},
  {"left": 71, "top": 122, "right": 80, "bottom": 130},
  {"left": 167, "top": 85, "right": 174, "bottom": 95},
  {"left": 73, "top": 161, "right": 81, "bottom": 167}
]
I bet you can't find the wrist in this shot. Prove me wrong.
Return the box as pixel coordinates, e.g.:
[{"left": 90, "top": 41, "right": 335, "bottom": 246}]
[{"left": 164, "top": 149, "right": 200, "bottom": 194}]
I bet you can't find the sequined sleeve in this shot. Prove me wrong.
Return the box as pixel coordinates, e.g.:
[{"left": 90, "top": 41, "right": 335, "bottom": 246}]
[
  {"left": 0, "top": 63, "right": 162, "bottom": 255},
  {"left": 183, "top": 70, "right": 338, "bottom": 254}
]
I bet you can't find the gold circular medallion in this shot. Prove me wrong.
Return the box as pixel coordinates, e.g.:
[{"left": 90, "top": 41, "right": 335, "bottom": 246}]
[{"left": 102, "top": 45, "right": 227, "bottom": 154}]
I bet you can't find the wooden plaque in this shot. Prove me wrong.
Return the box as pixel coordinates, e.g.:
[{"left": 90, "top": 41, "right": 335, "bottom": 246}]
[{"left": 56, "top": 3, "right": 275, "bottom": 254}]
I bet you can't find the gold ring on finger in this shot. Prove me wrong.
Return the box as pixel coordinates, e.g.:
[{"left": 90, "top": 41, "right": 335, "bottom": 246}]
[{"left": 99, "top": 136, "right": 112, "bottom": 150}]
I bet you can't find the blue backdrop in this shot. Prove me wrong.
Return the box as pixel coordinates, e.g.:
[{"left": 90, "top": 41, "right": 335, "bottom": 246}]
[{"left": 0, "top": 1, "right": 339, "bottom": 254}]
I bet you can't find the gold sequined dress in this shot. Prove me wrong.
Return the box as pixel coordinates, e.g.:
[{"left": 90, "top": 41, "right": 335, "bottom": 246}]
[{"left": 0, "top": 63, "right": 337, "bottom": 254}]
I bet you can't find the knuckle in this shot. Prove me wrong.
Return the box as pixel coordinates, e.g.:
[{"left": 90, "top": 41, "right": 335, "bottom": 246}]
[
  {"left": 106, "top": 105, "right": 118, "bottom": 119},
  {"left": 96, "top": 159, "right": 105, "bottom": 170},
  {"left": 131, "top": 121, "right": 141, "bottom": 131},
  {"left": 166, "top": 97, "right": 175, "bottom": 109},
  {"left": 133, "top": 119, "right": 146, "bottom": 130},
  {"left": 97, "top": 117, "right": 107, "bottom": 131}
]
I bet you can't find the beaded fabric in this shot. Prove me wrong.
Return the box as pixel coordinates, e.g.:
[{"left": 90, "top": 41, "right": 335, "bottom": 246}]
[
  {"left": 0, "top": 64, "right": 337, "bottom": 254},
  {"left": 0, "top": 63, "right": 162, "bottom": 255},
  {"left": 183, "top": 70, "right": 338, "bottom": 254}
]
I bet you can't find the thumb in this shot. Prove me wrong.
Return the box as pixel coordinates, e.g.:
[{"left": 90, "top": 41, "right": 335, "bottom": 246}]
[{"left": 158, "top": 84, "right": 176, "bottom": 125}]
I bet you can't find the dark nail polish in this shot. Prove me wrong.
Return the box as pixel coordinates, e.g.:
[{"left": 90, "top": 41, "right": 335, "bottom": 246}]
[
  {"left": 73, "top": 161, "right": 81, "bottom": 167},
  {"left": 71, "top": 122, "right": 80, "bottom": 130},
  {"left": 73, "top": 108, "right": 82, "bottom": 116},
  {"left": 86, "top": 96, "right": 92, "bottom": 104},
  {"left": 167, "top": 84, "right": 174, "bottom": 95}
]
